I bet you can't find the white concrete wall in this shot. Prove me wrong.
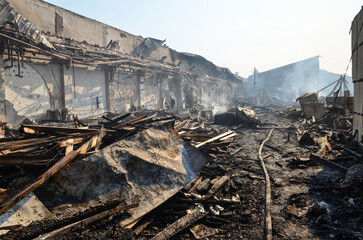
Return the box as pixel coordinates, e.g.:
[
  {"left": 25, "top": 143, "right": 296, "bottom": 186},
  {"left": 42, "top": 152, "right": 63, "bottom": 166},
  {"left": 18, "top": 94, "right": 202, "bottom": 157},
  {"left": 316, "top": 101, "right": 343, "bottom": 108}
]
[
  {"left": 352, "top": 9, "right": 363, "bottom": 142},
  {"left": 8, "top": 0, "right": 140, "bottom": 53},
  {"left": 64, "top": 66, "right": 107, "bottom": 118},
  {"left": 29, "top": 63, "right": 63, "bottom": 109},
  {"left": 109, "top": 73, "right": 137, "bottom": 113},
  {"left": 4, "top": 62, "right": 51, "bottom": 126},
  {"left": 109, "top": 72, "right": 169, "bottom": 113},
  {"left": 141, "top": 76, "right": 161, "bottom": 110}
]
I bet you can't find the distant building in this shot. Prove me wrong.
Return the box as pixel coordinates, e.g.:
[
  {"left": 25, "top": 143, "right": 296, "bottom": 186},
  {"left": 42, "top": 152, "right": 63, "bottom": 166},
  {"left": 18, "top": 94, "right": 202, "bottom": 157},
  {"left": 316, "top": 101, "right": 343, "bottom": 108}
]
[{"left": 247, "top": 56, "right": 353, "bottom": 103}]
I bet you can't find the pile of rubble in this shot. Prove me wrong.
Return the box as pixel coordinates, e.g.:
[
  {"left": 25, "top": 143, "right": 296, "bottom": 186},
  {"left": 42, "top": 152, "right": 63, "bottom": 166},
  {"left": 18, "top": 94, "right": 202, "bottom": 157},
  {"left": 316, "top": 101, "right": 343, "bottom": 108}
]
[
  {"left": 0, "top": 109, "right": 238, "bottom": 239},
  {"left": 0, "top": 104, "right": 361, "bottom": 239}
]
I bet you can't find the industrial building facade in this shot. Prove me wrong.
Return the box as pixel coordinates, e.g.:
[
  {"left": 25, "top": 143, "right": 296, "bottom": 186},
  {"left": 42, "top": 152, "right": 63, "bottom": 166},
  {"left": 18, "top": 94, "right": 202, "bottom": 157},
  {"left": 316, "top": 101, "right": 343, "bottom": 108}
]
[{"left": 0, "top": 0, "right": 245, "bottom": 127}]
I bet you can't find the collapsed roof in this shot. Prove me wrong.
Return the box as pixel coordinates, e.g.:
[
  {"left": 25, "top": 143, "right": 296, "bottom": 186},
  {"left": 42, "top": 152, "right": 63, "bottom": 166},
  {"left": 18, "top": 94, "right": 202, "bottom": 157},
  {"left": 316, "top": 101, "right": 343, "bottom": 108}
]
[{"left": 0, "top": 0, "right": 244, "bottom": 84}]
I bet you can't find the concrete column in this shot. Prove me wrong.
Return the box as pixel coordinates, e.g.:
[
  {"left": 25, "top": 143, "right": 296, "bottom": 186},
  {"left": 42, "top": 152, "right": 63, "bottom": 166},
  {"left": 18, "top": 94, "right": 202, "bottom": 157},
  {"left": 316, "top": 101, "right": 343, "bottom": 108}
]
[
  {"left": 104, "top": 69, "right": 111, "bottom": 112},
  {"left": 59, "top": 64, "right": 66, "bottom": 109},
  {"left": 0, "top": 57, "right": 7, "bottom": 123},
  {"left": 156, "top": 73, "right": 164, "bottom": 109},
  {"left": 136, "top": 71, "right": 142, "bottom": 107},
  {"left": 158, "top": 78, "right": 163, "bottom": 109}
]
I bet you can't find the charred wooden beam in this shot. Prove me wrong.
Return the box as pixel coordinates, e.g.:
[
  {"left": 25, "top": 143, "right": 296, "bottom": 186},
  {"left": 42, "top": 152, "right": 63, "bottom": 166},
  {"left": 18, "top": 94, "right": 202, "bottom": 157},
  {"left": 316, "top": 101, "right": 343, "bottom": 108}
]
[
  {"left": 34, "top": 203, "right": 139, "bottom": 240},
  {"left": 309, "top": 154, "right": 348, "bottom": 174},
  {"left": 22, "top": 124, "right": 116, "bottom": 134},
  {"left": 0, "top": 132, "right": 104, "bottom": 216},
  {"left": 205, "top": 176, "right": 229, "bottom": 199},
  {"left": 173, "top": 198, "right": 240, "bottom": 205},
  {"left": 73, "top": 115, "right": 87, "bottom": 127},
  {"left": 101, "top": 112, "right": 131, "bottom": 125},
  {"left": 0, "top": 156, "right": 53, "bottom": 166},
  {"left": 114, "top": 115, "right": 148, "bottom": 129},
  {"left": 340, "top": 145, "right": 362, "bottom": 158},
  {"left": 150, "top": 209, "right": 208, "bottom": 240},
  {"left": 195, "top": 131, "right": 234, "bottom": 149}
]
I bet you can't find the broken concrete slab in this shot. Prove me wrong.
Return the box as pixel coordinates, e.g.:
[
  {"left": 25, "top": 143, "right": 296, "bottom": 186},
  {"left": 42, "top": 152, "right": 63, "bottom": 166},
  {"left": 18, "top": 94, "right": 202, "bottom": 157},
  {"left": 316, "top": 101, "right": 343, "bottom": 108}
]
[
  {"left": 35, "top": 128, "right": 210, "bottom": 227},
  {"left": 0, "top": 193, "right": 52, "bottom": 235}
]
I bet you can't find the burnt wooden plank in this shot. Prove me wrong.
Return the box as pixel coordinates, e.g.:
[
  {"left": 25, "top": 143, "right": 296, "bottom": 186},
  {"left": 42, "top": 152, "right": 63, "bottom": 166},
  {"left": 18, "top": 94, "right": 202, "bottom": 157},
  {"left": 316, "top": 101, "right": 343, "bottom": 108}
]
[
  {"left": 151, "top": 209, "right": 208, "bottom": 240},
  {"left": 0, "top": 132, "right": 104, "bottom": 216}
]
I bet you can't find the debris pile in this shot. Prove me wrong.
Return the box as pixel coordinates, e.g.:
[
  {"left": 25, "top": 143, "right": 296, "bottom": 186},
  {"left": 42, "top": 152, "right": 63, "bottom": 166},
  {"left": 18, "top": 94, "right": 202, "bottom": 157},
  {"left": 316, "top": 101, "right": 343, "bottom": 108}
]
[
  {"left": 214, "top": 107, "right": 261, "bottom": 127},
  {"left": 0, "top": 110, "right": 238, "bottom": 239},
  {"left": 296, "top": 92, "right": 324, "bottom": 119}
]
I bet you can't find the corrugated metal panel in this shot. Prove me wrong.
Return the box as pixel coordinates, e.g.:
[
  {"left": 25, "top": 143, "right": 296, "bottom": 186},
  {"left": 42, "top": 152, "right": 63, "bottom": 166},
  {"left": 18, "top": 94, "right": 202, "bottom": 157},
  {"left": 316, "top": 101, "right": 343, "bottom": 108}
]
[{"left": 0, "top": 0, "right": 53, "bottom": 49}]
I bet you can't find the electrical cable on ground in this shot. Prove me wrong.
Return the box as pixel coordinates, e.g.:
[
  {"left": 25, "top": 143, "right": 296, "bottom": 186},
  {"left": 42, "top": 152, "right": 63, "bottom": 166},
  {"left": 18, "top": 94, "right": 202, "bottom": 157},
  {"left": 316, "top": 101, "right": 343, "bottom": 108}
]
[{"left": 258, "top": 128, "right": 274, "bottom": 240}]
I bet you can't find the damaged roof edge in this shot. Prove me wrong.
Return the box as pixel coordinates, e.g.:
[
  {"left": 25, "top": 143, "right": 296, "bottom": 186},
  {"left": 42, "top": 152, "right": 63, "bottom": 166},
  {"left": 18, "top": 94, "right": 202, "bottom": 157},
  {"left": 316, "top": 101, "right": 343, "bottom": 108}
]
[
  {"left": 5, "top": 0, "right": 243, "bottom": 83},
  {"left": 0, "top": 0, "right": 53, "bottom": 49}
]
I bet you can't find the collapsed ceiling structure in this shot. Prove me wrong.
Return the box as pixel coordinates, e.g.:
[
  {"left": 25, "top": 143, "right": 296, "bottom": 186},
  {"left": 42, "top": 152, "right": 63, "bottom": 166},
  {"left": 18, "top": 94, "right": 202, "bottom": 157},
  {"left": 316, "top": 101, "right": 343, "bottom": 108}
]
[{"left": 0, "top": 0, "right": 245, "bottom": 126}]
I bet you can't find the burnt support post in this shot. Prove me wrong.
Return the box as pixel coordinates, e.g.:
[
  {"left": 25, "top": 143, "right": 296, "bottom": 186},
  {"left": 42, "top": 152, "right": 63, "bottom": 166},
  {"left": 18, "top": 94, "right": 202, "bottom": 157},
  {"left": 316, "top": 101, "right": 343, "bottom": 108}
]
[
  {"left": 59, "top": 64, "right": 66, "bottom": 109},
  {"left": 0, "top": 57, "right": 6, "bottom": 124},
  {"left": 135, "top": 70, "right": 143, "bottom": 108},
  {"left": 104, "top": 69, "right": 111, "bottom": 112},
  {"left": 156, "top": 73, "right": 164, "bottom": 109}
]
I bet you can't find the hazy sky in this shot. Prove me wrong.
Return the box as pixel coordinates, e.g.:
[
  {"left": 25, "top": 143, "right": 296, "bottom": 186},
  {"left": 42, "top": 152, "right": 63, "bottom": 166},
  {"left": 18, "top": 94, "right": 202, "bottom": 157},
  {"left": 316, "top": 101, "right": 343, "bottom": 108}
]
[{"left": 45, "top": 0, "right": 362, "bottom": 77}]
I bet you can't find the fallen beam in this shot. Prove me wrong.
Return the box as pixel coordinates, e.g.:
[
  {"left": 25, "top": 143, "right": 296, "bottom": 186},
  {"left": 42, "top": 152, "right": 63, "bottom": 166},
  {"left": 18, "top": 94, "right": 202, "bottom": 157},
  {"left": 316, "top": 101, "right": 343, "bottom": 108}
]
[
  {"left": 0, "top": 132, "right": 104, "bottom": 216},
  {"left": 195, "top": 131, "right": 234, "bottom": 148},
  {"left": 309, "top": 154, "right": 348, "bottom": 174},
  {"left": 114, "top": 115, "right": 148, "bottom": 128},
  {"left": 340, "top": 145, "right": 362, "bottom": 158},
  {"left": 103, "top": 112, "right": 131, "bottom": 124},
  {"left": 151, "top": 209, "right": 208, "bottom": 240},
  {"left": 205, "top": 176, "right": 229, "bottom": 199},
  {"left": 22, "top": 125, "right": 116, "bottom": 134},
  {"left": 0, "top": 156, "right": 52, "bottom": 166},
  {"left": 34, "top": 203, "right": 139, "bottom": 240},
  {"left": 0, "top": 136, "right": 57, "bottom": 152},
  {"left": 188, "top": 177, "right": 203, "bottom": 193},
  {"left": 174, "top": 120, "right": 190, "bottom": 132},
  {"left": 174, "top": 198, "right": 240, "bottom": 205},
  {"left": 231, "top": 146, "right": 243, "bottom": 155}
]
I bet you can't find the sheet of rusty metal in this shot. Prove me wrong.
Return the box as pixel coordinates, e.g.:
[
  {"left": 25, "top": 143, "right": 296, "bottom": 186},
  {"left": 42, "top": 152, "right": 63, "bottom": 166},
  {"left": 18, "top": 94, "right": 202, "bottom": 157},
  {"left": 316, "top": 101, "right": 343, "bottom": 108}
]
[{"left": 0, "top": 132, "right": 104, "bottom": 216}]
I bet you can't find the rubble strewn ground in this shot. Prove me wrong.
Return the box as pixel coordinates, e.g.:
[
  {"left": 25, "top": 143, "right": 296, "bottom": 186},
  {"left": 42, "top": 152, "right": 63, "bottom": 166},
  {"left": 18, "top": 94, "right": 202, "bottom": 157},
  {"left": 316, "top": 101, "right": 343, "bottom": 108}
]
[{"left": 0, "top": 105, "right": 361, "bottom": 240}]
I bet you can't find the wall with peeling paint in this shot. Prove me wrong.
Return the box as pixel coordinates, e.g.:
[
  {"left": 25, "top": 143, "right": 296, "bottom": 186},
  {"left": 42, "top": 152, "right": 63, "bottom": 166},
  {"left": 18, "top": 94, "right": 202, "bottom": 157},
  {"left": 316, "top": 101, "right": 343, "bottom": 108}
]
[
  {"left": 7, "top": 0, "right": 244, "bottom": 84},
  {"left": 4, "top": 62, "right": 51, "bottom": 125},
  {"left": 0, "top": 0, "right": 245, "bottom": 126},
  {"left": 63, "top": 66, "right": 107, "bottom": 118}
]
